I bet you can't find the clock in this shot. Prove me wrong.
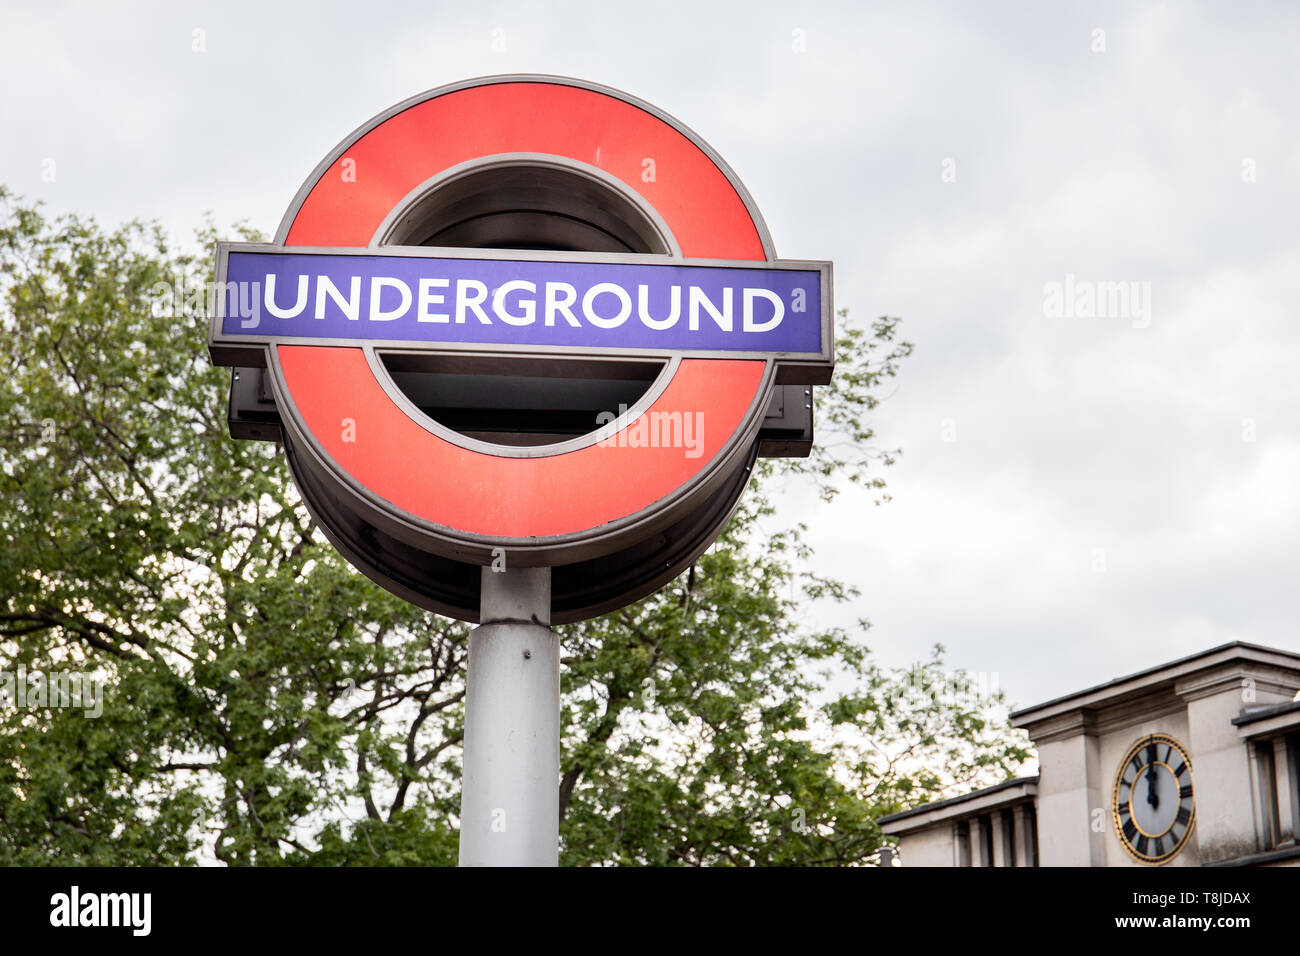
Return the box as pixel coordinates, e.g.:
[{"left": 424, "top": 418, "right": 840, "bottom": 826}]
[{"left": 1111, "top": 733, "right": 1196, "bottom": 864}]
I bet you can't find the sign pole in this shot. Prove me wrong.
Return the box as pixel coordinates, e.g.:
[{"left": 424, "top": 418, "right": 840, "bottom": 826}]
[{"left": 458, "top": 566, "right": 560, "bottom": 866}]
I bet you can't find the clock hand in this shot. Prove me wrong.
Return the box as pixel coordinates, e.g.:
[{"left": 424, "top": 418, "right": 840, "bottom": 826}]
[{"left": 1145, "top": 739, "right": 1160, "bottom": 811}]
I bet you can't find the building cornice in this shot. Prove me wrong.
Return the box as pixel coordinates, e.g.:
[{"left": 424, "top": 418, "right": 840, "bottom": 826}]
[
  {"left": 1011, "top": 642, "right": 1300, "bottom": 735},
  {"left": 1202, "top": 843, "right": 1300, "bottom": 867},
  {"left": 1176, "top": 662, "right": 1298, "bottom": 703},
  {"left": 878, "top": 776, "right": 1039, "bottom": 836},
  {"left": 1233, "top": 700, "right": 1300, "bottom": 740}
]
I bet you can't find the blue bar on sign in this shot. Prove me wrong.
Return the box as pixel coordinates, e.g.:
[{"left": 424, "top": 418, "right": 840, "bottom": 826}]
[{"left": 218, "top": 250, "right": 824, "bottom": 356}]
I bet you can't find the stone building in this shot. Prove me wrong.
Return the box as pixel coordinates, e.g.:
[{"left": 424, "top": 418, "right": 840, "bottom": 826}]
[{"left": 878, "top": 642, "right": 1300, "bottom": 867}]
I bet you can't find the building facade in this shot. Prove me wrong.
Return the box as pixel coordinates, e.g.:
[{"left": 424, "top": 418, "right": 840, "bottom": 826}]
[{"left": 879, "top": 642, "right": 1300, "bottom": 867}]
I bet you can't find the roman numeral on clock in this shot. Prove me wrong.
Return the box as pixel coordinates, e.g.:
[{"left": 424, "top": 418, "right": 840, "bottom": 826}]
[
  {"left": 1176, "top": 805, "right": 1191, "bottom": 825},
  {"left": 1122, "top": 818, "right": 1137, "bottom": 842},
  {"left": 1180, "top": 784, "right": 1193, "bottom": 800},
  {"left": 1153, "top": 836, "right": 1164, "bottom": 857}
]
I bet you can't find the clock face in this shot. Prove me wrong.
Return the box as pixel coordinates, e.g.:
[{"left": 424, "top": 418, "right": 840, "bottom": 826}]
[{"left": 1112, "top": 733, "right": 1195, "bottom": 864}]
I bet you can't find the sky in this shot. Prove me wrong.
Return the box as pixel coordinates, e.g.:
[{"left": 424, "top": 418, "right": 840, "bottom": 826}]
[{"left": 2, "top": 0, "right": 1297, "bottom": 711}]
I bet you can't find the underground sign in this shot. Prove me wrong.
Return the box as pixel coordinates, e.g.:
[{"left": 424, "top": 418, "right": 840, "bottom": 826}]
[{"left": 208, "top": 75, "right": 834, "bottom": 623}]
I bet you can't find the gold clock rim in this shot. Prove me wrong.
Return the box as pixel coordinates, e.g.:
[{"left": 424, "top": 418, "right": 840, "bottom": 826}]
[{"left": 1110, "top": 732, "right": 1196, "bottom": 866}]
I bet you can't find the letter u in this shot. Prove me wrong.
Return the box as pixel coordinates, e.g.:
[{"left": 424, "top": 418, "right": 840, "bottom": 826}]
[
  {"left": 638, "top": 284, "right": 681, "bottom": 330},
  {"left": 264, "top": 274, "right": 309, "bottom": 318}
]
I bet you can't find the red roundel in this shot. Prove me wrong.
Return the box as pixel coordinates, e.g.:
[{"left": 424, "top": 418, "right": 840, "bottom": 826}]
[{"left": 264, "top": 76, "right": 778, "bottom": 566}]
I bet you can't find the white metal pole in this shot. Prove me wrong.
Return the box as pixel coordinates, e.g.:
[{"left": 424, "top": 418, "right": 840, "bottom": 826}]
[{"left": 458, "top": 566, "right": 559, "bottom": 866}]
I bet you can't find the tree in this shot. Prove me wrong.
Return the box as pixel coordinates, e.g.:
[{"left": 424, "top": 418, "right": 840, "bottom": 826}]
[{"left": 0, "top": 188, "right": 1031, "bottom": 866}]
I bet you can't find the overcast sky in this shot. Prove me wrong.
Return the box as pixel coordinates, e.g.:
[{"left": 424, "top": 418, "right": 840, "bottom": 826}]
[{"left": 3, "top": 0, "right": 1297, "bottom": 709}]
